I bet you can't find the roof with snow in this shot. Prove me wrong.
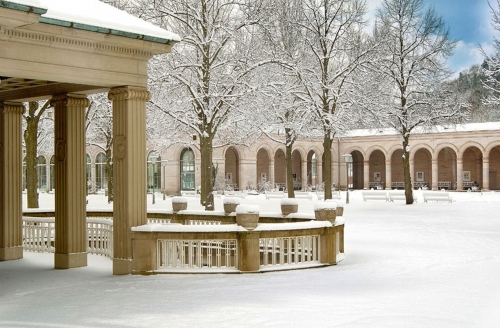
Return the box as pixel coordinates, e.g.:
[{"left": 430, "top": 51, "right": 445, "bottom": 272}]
[{"left": 2, "top": 0, "right": 181, "bottom": 44}]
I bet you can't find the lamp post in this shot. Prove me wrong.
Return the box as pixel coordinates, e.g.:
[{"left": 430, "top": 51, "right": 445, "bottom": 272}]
[
  {"left": 151, "top": 156, "right": 157, "bottom": 204},
  {"left": 343, "top": 154, "right": 352, "bottom": 204}
]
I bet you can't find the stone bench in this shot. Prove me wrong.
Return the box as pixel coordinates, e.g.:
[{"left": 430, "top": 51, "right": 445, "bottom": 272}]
[
  {"left": 316, "top": 191, "right": 341, "bottom": 200},
  {"left": 180, "top": 190, "right": 198, "bottom": 197},
  {"left": 294, "top": 191, "right": 312, "bottom": 200},
  {"left": 362, "top": 190, "right": 388, "bottom": 201},
  {"left": 224, "top": 190, "right": 246, "bottom": 198},
  {"left": 388, "top": 190, "right": 417, "bottom": 202},
  {"left": 423, "top": 191, "right": 452, "bottom": 203},
  {"left": 265, "top": 191, "right": 285, "bottom": 200}
]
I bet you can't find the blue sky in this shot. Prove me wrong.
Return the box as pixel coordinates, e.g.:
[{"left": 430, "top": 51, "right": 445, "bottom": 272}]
[{"left": 367, "top": 0, "right": 498, "bottom": 76}]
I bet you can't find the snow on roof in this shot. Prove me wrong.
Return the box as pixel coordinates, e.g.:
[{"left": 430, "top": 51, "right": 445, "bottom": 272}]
[
  {"left": 7, "top": 0, "right": 181, "bottom": 44},
  {"left": 345, "top": 122, "right": 500, "bottom": 138}
]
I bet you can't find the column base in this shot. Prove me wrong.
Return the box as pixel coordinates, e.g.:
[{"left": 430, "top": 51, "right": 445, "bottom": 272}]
[
  {"left": 0, "top": 246, "right": 23, "bottom": 261},
  {"left": 113, "top": 258, "right": 132, "bottom": 275},
  {"left": 54, "top": 252, "right": 87, "bottom": 269}
]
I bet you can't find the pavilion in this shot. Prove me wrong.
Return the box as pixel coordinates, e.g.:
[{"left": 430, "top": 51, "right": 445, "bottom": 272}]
[{"left": 0, "top": 0, "right": 180, "bottom": 274}]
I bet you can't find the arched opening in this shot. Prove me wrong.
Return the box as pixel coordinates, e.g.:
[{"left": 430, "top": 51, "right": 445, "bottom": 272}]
[
  {"left": 95, "top": 152, "right": 107, "bottom": 191},
  {"left": 225, "top": 147, "right": 239, "bottom": 190},
  {"left": 351, "top": 151, "right": 364, "bottom": 189},
  {"left": 36, "top": 155, "right": 47, "bottom": 191},
  {"left": 256, "top": 148, "right": 270, "bottom": 190},
  {"left": 369, "top": 150, "right": 385, "bottom": 189},
  {"left": 437, "top": 147, "right": 456, "bottom": 190},
  {"left": 489, "top": 145, "right": 500, "bottom": 190},
  {"left": 86, "top": 154, "right": 91, "bottom": 193},
  {"left": 414, "top": 148, "right": 432, "bottom": 189},
  {"left": 147, "top": 151, "right": 161, "bottom": 193},
  {"left": 462, "top": 146, "right": 483, "bottom": 190},
  {"left": 274, "top": 149, "right": 286, "bottom": 190},
  {"left": 180, "top": 148, "right": 195, "bottom": 191},
  {"left": 291, "top": 149, "right": 302, "bottom": 190}
]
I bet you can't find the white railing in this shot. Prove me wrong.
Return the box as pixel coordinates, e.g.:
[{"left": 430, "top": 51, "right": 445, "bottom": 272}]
[
  {"left": 157, "top": 239, "right": 238, "bottom": 271},
  {"left": 22, "top": 217, "right": 55, "bottom": 253},
  {"left": 260, "top": 235, "right": 320, "bottom": 269},
  {"left": 147, "top": 218, "right": 171, "bottom": 224},
  {"left": 188, "top": 220, "right": 221, "bottom": 225},
  {"left": 22, "top": 216, "right": 114, "bottom": 258},
  {"left": 86, "top": 217, "right": 113, "bottom": 258}
]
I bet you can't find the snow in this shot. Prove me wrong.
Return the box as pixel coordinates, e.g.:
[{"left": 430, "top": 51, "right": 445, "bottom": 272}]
[
  {"left": 2, "top": 190, "right": 500, "bottom": 327},
  {"left": 280, "top": 198, "right": 299, "bottom": 205},
  {"left": 10, "top": 0, "right": 181, "bottom": 42}
]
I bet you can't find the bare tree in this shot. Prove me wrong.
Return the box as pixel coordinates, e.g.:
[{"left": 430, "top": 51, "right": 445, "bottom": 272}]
[
  {"left": 482, "top": 0, "right": 500, "bottom": 117},
  {"left": 86, "top": 93, "right": 113, "bottom": 202},
  {"left": 143, "top": 0, "right": 268, "bottom": 210},
  {"left": 372, "top": 0, "right": 469, "bottom": 204},
  {"left": 23, "top": 101, "right": 51, "bottom": 208},
  {"left": 281, "top": 0, "right": 374, "bottom": 200}
]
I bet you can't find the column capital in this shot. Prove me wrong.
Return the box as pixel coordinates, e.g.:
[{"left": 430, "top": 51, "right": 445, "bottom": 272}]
[
  {"left": 108, "top": 86, "right": 151, "bottom": 101},
  {"left": 50, "top": 94, "right": 90, "bottom": 108},
  {"left": 0, "top": 101, "right": 25, "bottom": 114}
]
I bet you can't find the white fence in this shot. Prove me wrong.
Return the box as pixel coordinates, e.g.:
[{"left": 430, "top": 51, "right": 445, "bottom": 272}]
[
  {"left": 157, "top": 239, "right": 238, "bottom": 271},
  {"left": 260, "top": 235, "right": 320, "bottom": 269},
  {"left": 22, "top": 216, "right": 113, "bottom": 258}
]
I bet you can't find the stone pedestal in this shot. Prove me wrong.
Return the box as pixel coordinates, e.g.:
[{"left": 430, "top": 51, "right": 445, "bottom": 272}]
[{"left": 172, "top": 197, "right": 188, "bottom": 212}]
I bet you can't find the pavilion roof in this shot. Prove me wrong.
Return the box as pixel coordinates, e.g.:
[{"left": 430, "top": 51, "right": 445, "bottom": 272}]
[{"left": 3, "top": 0, "right": 181, "bottom": 44}]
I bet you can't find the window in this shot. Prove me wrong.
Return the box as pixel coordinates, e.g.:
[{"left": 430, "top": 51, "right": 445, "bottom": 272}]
[{"left": 180, "top": 149, "right": 195, "bottom": 190}]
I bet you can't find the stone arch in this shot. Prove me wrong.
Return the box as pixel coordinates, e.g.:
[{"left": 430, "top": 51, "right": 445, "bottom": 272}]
[
  {"left": 413, "top": 148, "right": 432, "bottom": 189},
  {"left": 224, "top": 146, "right": 240, "bottom": 190},
  {"left": 436, "top": 146, "right": 457, "bottom": 190},
  {"left": 291, "top": 148, "right": 303, "bottom": 190},
  {"left": 274, "top": 148, "right": 286, "bottom": 190},
  {"left": 350, "top": 150, "right": 364, "bottom": 190},
  {"left": 256, "top": 147, "right": 272, "bottom": 189},
  {"left": 462, "top": 145, "right": 483, "bottom": 188},
  {"left": 368, "top": 149, "right": 386, "bottom": 189},
  {"left": 180, "top": 148, "right": 196, "bottom": 191},
  {"left": 487, "top": 143, "right": 500, "bottom": 190},
  {"left": 306, "top": 148, "right": 322, "bottom": 188}
]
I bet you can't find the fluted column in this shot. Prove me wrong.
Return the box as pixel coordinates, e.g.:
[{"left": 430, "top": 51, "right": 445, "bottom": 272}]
[
  {"left": 108, "top": 86, "right": 150, "bottom": 275},
  {"left": 0, "top": 102, "right": 25, "bottom": 261},
  {"left": 51, "top": 94, "right": 89, "bottom": 269}
]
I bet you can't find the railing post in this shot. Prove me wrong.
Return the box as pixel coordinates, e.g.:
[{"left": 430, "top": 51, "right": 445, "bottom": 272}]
[
  {"left": 131, "top": 231, "right": 156, "bottom": 274},
  {"left": 237, "top": 231, "right": 260, "bottom": 272},
  {"left": 320, "top": 227, "right": 337, "bottom": 265}
]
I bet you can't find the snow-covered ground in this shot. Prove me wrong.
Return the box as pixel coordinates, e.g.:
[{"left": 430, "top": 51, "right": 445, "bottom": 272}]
[{"left": 2, "top": 190, "right": 500, "bottom": 327}]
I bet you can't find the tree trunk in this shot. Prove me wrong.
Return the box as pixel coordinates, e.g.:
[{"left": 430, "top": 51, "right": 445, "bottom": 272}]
[
  {"left": 200, "top": 134, "right": 214, "bottom": 211},
  {"left": 402, "top": 135, "right": 414, "bottom": 204},
  {"left": 285, "top": 142, "right": 294, "bottom": 198},
  {"left": 323, "top": 135, "right": 332, "bottom": 200},
  {"left": 24, "top": 119, "right": 39, "bottom": 208}
]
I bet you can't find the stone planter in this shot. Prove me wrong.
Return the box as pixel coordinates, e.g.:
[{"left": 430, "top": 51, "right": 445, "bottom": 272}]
[
  {"left": 223, "top": 197, "right": 241, "bottom": 214},
  {"left": 172, "top": 196, "right": 188, "bottom": 212},
  {"left": 280, "top": 198, "right": 298, "bottom": 216},
  {"left": 314, "top": 202, "right": 337, "bottom": 224},
  {"left": 336, "top": 206, "right": 344, "bottom": 216},
  {"left": 235, "top": 205, "right": 260, "bottom": 230}
]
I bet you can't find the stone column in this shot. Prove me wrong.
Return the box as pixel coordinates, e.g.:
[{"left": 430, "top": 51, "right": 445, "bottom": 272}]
[
  {"left": 269, "top": 159, "right": 275, "bottom": 187},
  {"left": 482, "top": 157, "right": 490, "bottom": 190},
  {"left": 0, "top": 102, "right": 25, "bottom": 261},
  {"left": 457, "top": 158, "right": 463, "bottom": 190},
  {"left": 51, "top": 94, "right": 89, "bottom": 269},
  {"left": 385, "top": 159, "right": 392, "bottom": 190},
  {"left": 108, "top": 86, "right": 150, "bottom": 275},
  {"left": 316, "top": 158, "right": 323, "bottom": 188},
  {"left": 363, "top": 161, "right": 369, "bottom": 189},
  {"left": 432, "top": 159, "right": 438, "bottom": 190},
  {"left": 301, "top": 159, "right": 307, "bottom": 190}
]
